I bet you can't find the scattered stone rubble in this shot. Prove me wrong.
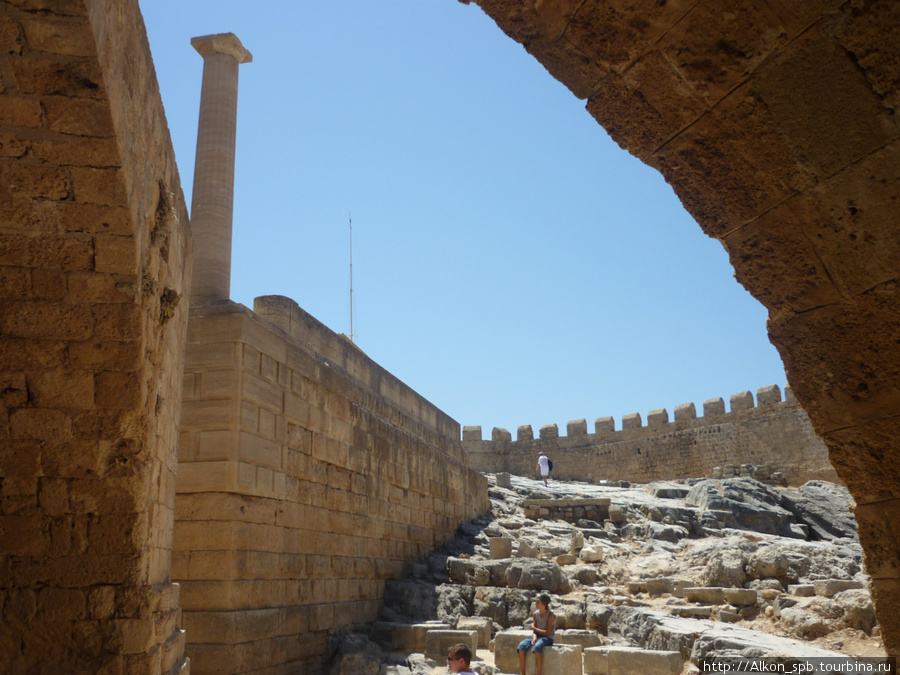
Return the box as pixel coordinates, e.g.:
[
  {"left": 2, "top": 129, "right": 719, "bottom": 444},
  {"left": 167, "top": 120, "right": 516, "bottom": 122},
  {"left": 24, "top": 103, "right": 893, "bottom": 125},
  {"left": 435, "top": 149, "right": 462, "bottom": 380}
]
[{"left": 328, "top": 474, "right": 884, "bottom": 674}]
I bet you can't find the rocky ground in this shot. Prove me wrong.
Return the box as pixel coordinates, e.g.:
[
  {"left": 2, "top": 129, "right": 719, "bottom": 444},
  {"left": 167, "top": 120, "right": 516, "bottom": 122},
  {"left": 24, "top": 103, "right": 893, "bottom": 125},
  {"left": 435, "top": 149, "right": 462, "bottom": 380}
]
[{"left": 328, "top": 474, "right": 886, "bottom": 674}]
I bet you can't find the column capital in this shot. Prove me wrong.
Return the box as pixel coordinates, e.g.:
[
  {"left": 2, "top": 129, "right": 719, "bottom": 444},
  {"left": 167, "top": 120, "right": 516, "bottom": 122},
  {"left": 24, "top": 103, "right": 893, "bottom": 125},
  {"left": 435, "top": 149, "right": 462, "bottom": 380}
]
[{"left": 191, "top": 33, "right": 252, "bottom": 64}]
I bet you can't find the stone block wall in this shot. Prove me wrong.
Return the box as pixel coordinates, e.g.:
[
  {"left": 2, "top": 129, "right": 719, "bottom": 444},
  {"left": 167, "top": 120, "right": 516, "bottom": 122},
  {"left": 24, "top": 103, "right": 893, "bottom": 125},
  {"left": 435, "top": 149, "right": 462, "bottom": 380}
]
[
  {"left": 175, "top": 297, "right": 489, "bottom": 674},
  {"left": 463, "top": 386, "right": 836, "bottom": 486},
  {"left": 0, "top": 0, "right": 191, "bottom": 672},
  {"left": 522, "top": 498, "right": 610, "bottom": 522}
]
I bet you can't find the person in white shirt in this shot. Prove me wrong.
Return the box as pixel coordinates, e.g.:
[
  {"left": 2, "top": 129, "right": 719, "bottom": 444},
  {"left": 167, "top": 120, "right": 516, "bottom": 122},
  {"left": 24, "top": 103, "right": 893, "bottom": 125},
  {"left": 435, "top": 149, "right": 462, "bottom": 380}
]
[{"left": 537, "top": 452, "right": 550, "bottom": 486}]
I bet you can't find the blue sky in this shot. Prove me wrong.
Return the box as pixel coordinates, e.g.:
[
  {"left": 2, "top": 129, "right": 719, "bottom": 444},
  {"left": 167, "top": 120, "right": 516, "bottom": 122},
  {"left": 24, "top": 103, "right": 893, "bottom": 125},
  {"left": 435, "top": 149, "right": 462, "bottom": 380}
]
[{"left": 141, "top": 1, "right": 787, "bottom": 438}]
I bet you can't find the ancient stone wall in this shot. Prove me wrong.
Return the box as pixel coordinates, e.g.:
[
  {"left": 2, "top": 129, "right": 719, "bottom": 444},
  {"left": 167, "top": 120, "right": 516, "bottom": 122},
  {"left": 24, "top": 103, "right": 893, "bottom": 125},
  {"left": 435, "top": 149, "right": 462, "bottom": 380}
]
[
  {"left": 0, "top": 0, "right": 190, "bottom": 672},
  {"left": 463, "top": 385, "right": 836, "bottom": 486},
  {"left": 468, "top": 0, "right": 900, "bottom": 653},
  {"left": 175, "top": 296, "right": 489, "bottom": 674}
]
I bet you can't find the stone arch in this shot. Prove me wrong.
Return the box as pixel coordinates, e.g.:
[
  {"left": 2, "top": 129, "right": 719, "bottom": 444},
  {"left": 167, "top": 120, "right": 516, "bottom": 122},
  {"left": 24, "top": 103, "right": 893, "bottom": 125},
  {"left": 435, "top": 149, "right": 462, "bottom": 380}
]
[{"left": 466, "top": 0, "right": 900, "bottom": 653}]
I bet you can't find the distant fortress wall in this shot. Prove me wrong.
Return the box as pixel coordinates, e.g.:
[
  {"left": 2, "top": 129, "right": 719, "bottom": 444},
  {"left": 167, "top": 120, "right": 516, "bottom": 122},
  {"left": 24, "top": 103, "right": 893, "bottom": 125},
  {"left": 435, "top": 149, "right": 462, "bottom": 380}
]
[{"left": 462, "top": 385, "right": 837, "bottom": 486}]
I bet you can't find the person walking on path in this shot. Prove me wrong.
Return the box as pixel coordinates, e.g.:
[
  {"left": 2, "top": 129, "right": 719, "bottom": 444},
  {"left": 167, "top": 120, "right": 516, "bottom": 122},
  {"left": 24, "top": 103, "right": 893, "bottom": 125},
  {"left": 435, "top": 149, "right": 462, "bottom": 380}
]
[
  {"left": 537, "top": 452, "right": 551, "bottom": 486},
  {"left": 517, "top": 593, "right": 556, "bottom": 675}
]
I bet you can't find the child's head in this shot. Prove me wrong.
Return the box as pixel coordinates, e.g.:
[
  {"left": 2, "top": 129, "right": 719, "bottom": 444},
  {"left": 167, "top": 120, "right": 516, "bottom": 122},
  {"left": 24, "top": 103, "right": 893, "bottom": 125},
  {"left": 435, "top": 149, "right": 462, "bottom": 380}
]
[{"left": 447, "top": 643, "right": 472, "bottom": 672}]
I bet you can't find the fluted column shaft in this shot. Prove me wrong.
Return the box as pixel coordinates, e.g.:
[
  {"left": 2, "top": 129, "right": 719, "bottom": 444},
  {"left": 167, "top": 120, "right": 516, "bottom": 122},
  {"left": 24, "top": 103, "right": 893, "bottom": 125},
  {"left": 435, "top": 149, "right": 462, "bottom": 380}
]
[{"left": 189, "top": 33, "right": 251, "bottom": 302}]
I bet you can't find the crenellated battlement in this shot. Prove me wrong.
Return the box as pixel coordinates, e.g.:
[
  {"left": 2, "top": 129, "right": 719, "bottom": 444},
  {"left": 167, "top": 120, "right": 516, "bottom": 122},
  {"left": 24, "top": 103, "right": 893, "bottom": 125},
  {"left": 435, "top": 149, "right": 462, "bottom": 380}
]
[
  {"left": 463, "top": 384, "right": 793, "bottom": 443},
  {"left": 462, "top": 384, "right": 836, "bottom": 486}
]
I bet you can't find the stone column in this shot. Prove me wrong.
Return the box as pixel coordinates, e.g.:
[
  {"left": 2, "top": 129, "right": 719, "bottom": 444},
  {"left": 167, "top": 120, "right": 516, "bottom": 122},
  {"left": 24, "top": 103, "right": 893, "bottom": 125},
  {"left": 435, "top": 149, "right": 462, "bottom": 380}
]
[{"left": 189, "top": 33, "right": 252, "bottom": 302}]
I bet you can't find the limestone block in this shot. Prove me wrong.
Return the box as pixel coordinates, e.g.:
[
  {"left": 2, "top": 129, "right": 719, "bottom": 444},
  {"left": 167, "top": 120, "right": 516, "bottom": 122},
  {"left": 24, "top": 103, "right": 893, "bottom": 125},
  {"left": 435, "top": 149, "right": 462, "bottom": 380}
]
[
  {"left": 556, "top": 554, "right": 577, "bottom": 566},
  {"left": 493, "top": 630, "right": 533, "bottom": 673},
  {"left": 672, "top": 580, "right": 692, "bottom": 598},
  {"left": 594, "top": 416, "right": 615, "bottom": 436},
  {"left": 579, "top": 545, "right": 603, "bottom": 562},
  {"left": 703, "top": 397, "right": 725, "bottom": 417},
  {"left": 583, "top": 646, "right": 641, "bottom": 675},
  {"left": 424, "top": 629, "right": 477, "bottom": 659},
  {"left": 570, "top": 529, "right": 584, "bottom": 555},
  {"left": 457, "top": 617, "right": 492, "bottom": 651},
  {"left": 669, "top": 606, "right": 714, "bottom": 619},
  {"left": 717, "top": 608, "right": 741, "bottom": 623},
  {"left": 517, "top": 425, "right": 534, "bottom": 441},
  {"left": 567, "top": 418, "right": 587, "bottom": 436},
  {"left": 813, "top": 579, "right": 864, "bottom": 597},
  {"left": 608, "top": 505, "right": 626, "bottom": 524},
  {"left": 176, "top": 461, "right": 235, "bottom": 493},
  {"left": 674, "top": 402, "right": 696, "bottom": 421},
  {"left": 647, "top": 408, "right": 668, "bottom": 427},
  {"left": 491, "top": 537, "right": 513, "bottom": 559},
  {"left": 730, "top": 390, "right": 754, "bottom": 412},
  {"left": 184, "top": 342, "right": 236, "bottom": 370},
  {"left": 496, "top": 472, "right": 512, "bottom": 489},
  {"left": 539, "top": 424, "right": 558, "bottom": 440},
  {"left": 555, "top": 629, "right": 602, "bottom": 649},
  {"left": 723, "top": 589, "right": 757, "bottom": 606},
  {"left": 503, "top": 643, "right": 583, "bottom": 675},
  {"left": 622, "top": 413, "right": 642, "bottom": 430},
  {"left": 788, "top": 584, "right": 815, "bottom": 597},
  {"left": 645, "top": 578, "right": 675, "bottom": 596},
  {"left": 462, "top": 426, "right": 482, "bottom": 442},
  {"left": 524, "top": 643, "right": 581, "bottom": 675},
  {"left": 517, "top": 539, "right": 539, "bottom": 558},
  {"left": 605, "top": 647, "right": 683, "bottom": 675},
  {"left": 683, "top": 587, "right": 726, "bottom": 604},
  {"left": 492, "top": 427, "right": 512, "bottom": 442},
  {"left": 757, "top": 384, "right": 782, "bottom": 406},
  {"left": 388, "top": 622, "right": 449, "bottom": 652}
]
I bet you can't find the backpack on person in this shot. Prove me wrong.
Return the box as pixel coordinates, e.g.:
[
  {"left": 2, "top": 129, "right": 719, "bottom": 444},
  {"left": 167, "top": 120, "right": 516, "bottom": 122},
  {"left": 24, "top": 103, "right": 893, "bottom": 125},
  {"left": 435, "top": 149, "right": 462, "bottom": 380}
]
[{"left": 547, "top": 458, "right": 553, "bottom": 473}]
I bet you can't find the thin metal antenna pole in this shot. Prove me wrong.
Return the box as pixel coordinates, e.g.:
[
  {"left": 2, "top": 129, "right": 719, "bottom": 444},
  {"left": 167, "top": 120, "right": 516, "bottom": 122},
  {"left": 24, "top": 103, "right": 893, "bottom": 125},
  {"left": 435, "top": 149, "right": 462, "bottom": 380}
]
[{"left": 349, "top": 212, "right": 354, "bottom": 342}]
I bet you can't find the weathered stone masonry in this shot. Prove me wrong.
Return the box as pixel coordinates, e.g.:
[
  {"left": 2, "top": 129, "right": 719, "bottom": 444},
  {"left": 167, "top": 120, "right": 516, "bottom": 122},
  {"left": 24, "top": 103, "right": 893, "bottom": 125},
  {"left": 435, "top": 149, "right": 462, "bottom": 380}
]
[
  {"left": 175, "top": 296, "right": 489, "bottom": 674},
  {"left": 5, "top": 0, "right": 900, "bottom": 670},
  {"left": 0, "top": 0, "right": 190, "bottom": 671},
  {"left": 463, "top": 385, "right": 836, "bottom": 486},
  {"left": 468, "top": 0, "right": 900, "bottom": 654}
]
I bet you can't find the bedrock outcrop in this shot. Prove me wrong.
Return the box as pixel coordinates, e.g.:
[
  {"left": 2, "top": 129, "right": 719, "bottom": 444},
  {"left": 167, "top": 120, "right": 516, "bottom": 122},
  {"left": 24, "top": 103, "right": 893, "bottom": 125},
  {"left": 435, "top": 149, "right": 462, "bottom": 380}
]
[{"left": 329, "top": 474, "right": 883, "bottom": 674}]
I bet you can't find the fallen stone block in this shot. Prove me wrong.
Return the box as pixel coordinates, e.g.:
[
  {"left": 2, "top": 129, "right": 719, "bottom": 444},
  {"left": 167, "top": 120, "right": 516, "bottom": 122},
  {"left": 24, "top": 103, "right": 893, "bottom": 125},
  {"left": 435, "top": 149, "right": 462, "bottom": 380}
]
[
  {"left": 608, "top": 504, "right": 627, "bottom": 523},
  {"left": 626, "top": 581, "right": 643, "bottom": 595},
  {"left": 645, "top": 578, "right": 675, "bottom": 596},
  {"left": 554, "top": 629, "right": 602, "bottom": 649},
  {"left": 490, "top": 537, "right": 513, "bottom": 559},
  {"left": 813, "top": 579, "right": 864, "bottom": 597},
  {"left": 424, "top": 629, "right": 477, "bottom": 660},
  {"left": 787, "top": 584, "right": 815, "bottom": 597},
  {"left": 522, "top": 643, "right": 582, "bottom": 675},
  {"left": 723, "top": 589, "right": 757, "bottom": 606},
  {"left": 684, "top": 588, "right": 726, "bottom": 604},
  {"left": 716, "top": 608, "right": 741, "bottom": 623},
  {"left": 672, "top": 580, "right": 692, "bottom": 598},
  {"left": 517, "top": 539, "right": 539, "bottom": 558},
  {"left": 493, "top": 630, "right": 533, "bottom": 673},
  {"left": 457, "top": 617, "right": 492, "bottom": 652},
  {"left": 669, "top": 606, "right": 713, "bottom": 619},
  {"left": 584, "top": 645, "right": 683, "bottom": 675},
  {"left": 494, "top": 632, "right": 582, "bottom": 674},
  {"left": 580, "top": 546, "right": 604, "bottom": 563},
  {"left": 584, "top": 645, "right": 643, "bottom": 675},
  {"left": 388, "top": 622, "right": 450, "bottom": 652}
]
